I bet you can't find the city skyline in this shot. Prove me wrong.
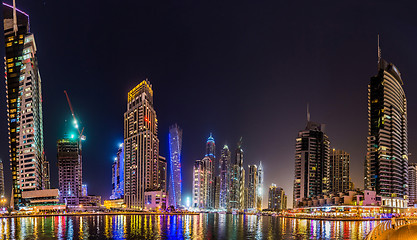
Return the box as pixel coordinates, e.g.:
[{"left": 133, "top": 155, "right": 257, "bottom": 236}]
[{"left": 1, "top": 1, "right": 417, "bottom": 209}]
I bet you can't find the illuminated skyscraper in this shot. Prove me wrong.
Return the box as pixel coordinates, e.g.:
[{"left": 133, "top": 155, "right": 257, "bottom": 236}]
[
  {"left": 293, "top": 115, "right": 330, "bottom": 207},
  {"left": 219, "top": 145, "right": 231, "bottom": 209},
  {"left": 168, "top": 124, "right": 182, "bottom": 208},
  {"left": 204, "top": 134, "right": 215, "bottom": 209},
  {"left": 124, "top": 80, "right": 160, "bottom": 209},
  {"left": 364, "top": 39, "right": 408, "bottom": 198},
  {"left": 230, "top": 138, "right": 244, "bottom": 210},
  {"left": 57, "top": 137, "right": 82, "bottom": 206},
  {"left": 330, "top": 149, "right": 350, "bottom": 194},
  {"left": 408, "top": 163, "right": 417, "bottom": 206},
  {"left": 0, "top": 159, "right": 4, "bottom": 197},
  {"left": 192, "top": 159, "right": 206, "bottom": 208},
  {"left": 158, "top": 156, "right": 167, "bottom": 193},
  {"left": 111, "top": 144, "right": 124, "bottom": 200},
  {"left": 3, "top": 3, "right": 50, "bottom": 208},
  {"left": 257, "top": 162, "right": 264, "bottom": 211},
  {"left": 247, "top": 165, "right": 258, "bottom": 210},
  {"left": 268, "top": 184, "right": 287, "bottom": 211}
]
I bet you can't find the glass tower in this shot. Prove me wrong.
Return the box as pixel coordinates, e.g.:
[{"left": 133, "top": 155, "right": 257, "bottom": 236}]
[{"left": 168, "top": 124, "right": 182, "bottom": 208}]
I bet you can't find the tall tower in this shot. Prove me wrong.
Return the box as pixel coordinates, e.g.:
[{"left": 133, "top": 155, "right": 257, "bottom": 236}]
[
  {"left": 124, "top": 80, "right": 160, "bottom": 209},
  {"left": 192, "top": 159, "right": 206, "bottom": 209},
  {"left": 230, "top": 138, "right": 244, "bottom": 210},
  {"left": 257, "top": 162, "right": 264, "bottom": 211},
  {"left": 219, "top": 145, "right": 231, "bottom": 209},
  {"left": 57, "top": 137, "right": 82, "bottom": 206},
  {"left": 364, "top": 39, "right": 408, "bottom": 198},
  {"left": 408, "top": 163, "right": 417, "bottom": 206},
  {"left": 204, "top": 134, "right": 215, "bottom": 209},
  {"left": 293, "top": 117, "right": 330, "bottom": 207},
  {"left": 168, "top": 124, "right": 183, "bottom": 208},
  {"left": 0, "top": 159, "right": 4, "bottom": 197},
  {"left": 329, "top": 149, "right": 350, "bottom": 194},
  {"left": 111, "top": 143, "right": 124, "bottom": 200},
  {"left": 247, "top": 165, "right": 258, "bottom": 210},
  {"left": 3, "top": 3, "right": 49, "bottom": 208},
  {"left": 268, "top": 184, "right": 287, "bottom": 211}
]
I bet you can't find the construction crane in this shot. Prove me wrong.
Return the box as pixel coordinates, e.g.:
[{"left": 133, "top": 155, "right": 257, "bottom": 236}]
[{"left": 64, "top": 90, "right": 86, "bottom": 144}]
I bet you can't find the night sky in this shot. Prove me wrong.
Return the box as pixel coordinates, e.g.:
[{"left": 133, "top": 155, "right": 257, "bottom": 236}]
[{"left": 1, "top": 1, "right": 417, "bottom": 207}]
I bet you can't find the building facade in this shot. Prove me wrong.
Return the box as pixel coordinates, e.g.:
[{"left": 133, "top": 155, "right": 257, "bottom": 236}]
[
  {"left": 364, "top": 46, "right": 408, "bottom": 198},
  {"left": 247, "top": 165, "right": 258, "bottom": 210},
  {"left": 409, "top": 163, "right": 417, "bottom": 206},
  {"left": 192, "top": 159, "right": 206, "bottom": 208},
  {"left": 268, "top": 184, "right": 287, "bottom": 211},
  {"left": 158, "top": 156, "right": 167, "bottom": 193},
  {"left": 0, "top": 160, "right": 4, "bottom": 197},
  {"left": 293, "top": 119, "right": 330, "bottom": 207},
  {"left": 57, "top": 137, "right": 82, "bottom": 206},
  {"left": 219, "top": 145, "right": 231, "bottom": 210},
  {"left": 330, "top": 149, "right": 350, "bottom": 194},
  {"left": 111, "top": 144, "right": 124, "bottom": 200},
  {"left": 205, "top": 134, "right": 215, "bottom": 209},
  {"left": 3, "top": 3, "right": 50, "bottom": 208},
  {"left": 124, "top": 80, "right": 160, "bottom": 209},
  {"left": 168, "top": 124, "right": 183, "bottom": 208},
  {"left": 257, "top": 162, "right": 264, "bottom": 211},
  {"left": 230, "top": 138, "right": 245, "bottom": 210}
]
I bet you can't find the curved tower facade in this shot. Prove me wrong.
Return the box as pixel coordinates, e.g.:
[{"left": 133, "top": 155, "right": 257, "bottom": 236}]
[
  {"left": 365, "top": 52, "right": 408, "bottom": 198},
  {"left": 168, "top": 124, "right": 183, "bottom": 208}
]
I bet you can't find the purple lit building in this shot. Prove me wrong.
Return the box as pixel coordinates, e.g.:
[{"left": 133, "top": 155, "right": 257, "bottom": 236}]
[{"left": 168, "top": 124, "right": 182, "bottom": 208}]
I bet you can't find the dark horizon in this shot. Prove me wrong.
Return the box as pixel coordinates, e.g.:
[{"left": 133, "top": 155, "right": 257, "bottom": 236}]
[{"left": 1, "top": 0, "right": 417, "bottom": 207}]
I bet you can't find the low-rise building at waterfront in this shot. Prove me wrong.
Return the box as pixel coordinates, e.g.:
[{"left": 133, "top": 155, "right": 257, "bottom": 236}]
[
  {"left": 21, "top": 189, "right": 65, "bottom": 212},
  {"left": 145, "top": 190, "right": 167, "bottom": 211}
]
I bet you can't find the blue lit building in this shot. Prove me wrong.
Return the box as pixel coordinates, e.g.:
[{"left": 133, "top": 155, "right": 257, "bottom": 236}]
[
  {"left": 111, "top": 144, "right": 124, "bottom": 200},
  {"left": 168, "top": 124, "right": 183, "bottom": 208}
]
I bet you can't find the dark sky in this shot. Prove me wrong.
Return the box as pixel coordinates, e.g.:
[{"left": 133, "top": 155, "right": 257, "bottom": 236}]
[{"left": 1, "top": 0, "right": 417, "bottom": 207}]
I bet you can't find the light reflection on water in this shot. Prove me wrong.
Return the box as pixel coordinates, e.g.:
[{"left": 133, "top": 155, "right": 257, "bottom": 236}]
[{"left": 0, "top": 214, "right": 380, "bottom": 239}]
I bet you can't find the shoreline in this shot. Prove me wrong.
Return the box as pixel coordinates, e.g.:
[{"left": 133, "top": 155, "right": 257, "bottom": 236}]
[{"left": 0, "top": 212, "right": 200, "bottom": 218}]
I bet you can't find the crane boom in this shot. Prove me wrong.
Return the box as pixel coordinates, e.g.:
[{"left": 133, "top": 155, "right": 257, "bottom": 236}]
[{"left": 64, "top": 90, "right": 82, "bottom": 136}]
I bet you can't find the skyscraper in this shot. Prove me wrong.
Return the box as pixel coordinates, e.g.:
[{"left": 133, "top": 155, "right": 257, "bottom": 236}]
[
  {"left": 204, "top": 134, "right": 215, "bottom": 209},
  {"left": 230, "top": 138, "right": 244, "bottom": 210},
  {"left": 247, "top": 165, "right": 258, "bottom": 210},
  {"left": 158, "top": 156, "right": 167, "bottom": 193},
  {"left": 124, "top": 80, "right": 160, "bottom": 209},
  {"left": 219, "top": 145, "right": 231, "bottom": 210},
  {"left": 330, "top": 149, "right": 350, "bottom": 194},
  {"left": 111, "top": 144, "right": 124, "bottom": 200},
  {"left": 257, "top": 162, "right": 264, "bottom": 211},
  {"left": 0, "top": 159, "right": 4, "bottom": 197},
  {"left": 409, "top": 163, "right": 417, "bottom": 207},
  {"left": 268, "top": 184, "right": 287, "bottom": 211},
  {"left": 293, "top": 114, "right": 330, "bottom": 207},
  {"left": 192, "top": 159, "right": 206, "bottom": 209},
  {"left": 3, "top": 3, "right": 49, "bottom": 208},
  {"left": 364, "top": 39, "right": 408, "bottom": 198},
  {"left": 168, "top": 124, "right": 183, "bottom": 208},
  {"left": 57, "top": 137, "right": 82, "bottom": 206}
]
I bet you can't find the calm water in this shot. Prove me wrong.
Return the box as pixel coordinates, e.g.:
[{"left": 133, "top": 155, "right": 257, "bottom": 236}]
[{"left": 0, "top": 214, "right": 380, "bottom": 239}]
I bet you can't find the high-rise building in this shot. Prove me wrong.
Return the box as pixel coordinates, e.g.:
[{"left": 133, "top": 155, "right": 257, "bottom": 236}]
[
  {"left": 219, "top": 145, "right": 231, "bottom": 209},
  {"left": 268, "top": 184, "right": 287, "bottom": 211},
  {"left": 293, "top": 114, "right": 330, "bottom": 207},
  {"left": 408, "top": 163, "right": 417, "bottom": 206},
  {"left": 230, "top": 138, "right": 245, "bottom": 210},
  {"left": 3, "top": 3, "right": 50, "bottom": 208},
  {"left": 247, "top": 165, "right": 258, "bottom": 210},
  {"left": 0, "top": 159, "right": 4, "bottom": 197},
  {"left": 57, "top": 137, "right": 82, "bottom": 206},
  {"left": 168, "top": 124, "right": 182, "bottom": 208},
  {"left": 124, "top": 80, "right": 160, "bottom": 209},
  {"left": 111, "top": 143, "right": 124, "bottom": 200},
  {"left": 205, "top": 134, "right": 215, "bottom": 209},
  {"left": 257, "top": 162, "right": 264, "bottom": 211},
  {"left": 158, "top": 156, "right": 167, "bottom": 193},
  {"left": 192, "top": 159, "right": 206, "bottom": 209},
  {"left": 82, "top": 184, "right": 87, "bottom": 197},
  {"left": 364, "top": 40, "right": 408, "bottom": 198},
  {"left": 214, "top": 175, "right": 220, "bottom": 209},
  {"left": 330, "top": 149, "right": 350, "bottom": 194}
]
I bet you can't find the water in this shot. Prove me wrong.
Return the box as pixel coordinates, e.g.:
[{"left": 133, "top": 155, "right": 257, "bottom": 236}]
[{"left": 0, "top": 214, "right": 380, "bottom": 239}]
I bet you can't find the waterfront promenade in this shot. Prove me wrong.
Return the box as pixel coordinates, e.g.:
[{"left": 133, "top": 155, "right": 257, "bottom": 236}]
[{"left": 377, "top": 223, "right": 417, "bottom": 240}]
